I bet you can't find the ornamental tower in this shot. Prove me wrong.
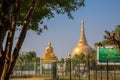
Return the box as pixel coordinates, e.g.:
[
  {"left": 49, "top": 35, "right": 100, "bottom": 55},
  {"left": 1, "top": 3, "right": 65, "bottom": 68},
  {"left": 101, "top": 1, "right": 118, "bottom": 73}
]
[{"left": 71, "top": 20, "right": 93, "bottom": 56}]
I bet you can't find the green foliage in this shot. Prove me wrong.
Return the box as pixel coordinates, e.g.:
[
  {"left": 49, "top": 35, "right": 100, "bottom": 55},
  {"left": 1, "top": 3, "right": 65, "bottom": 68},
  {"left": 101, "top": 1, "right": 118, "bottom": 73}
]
[
  {"left": 16, "top": 51, "right": 39, "bottom": 65},
  {"left": 72, "top": 53, "right": 86, "bottom": 62},
  {"left": 71, "top": 50, "right": 96, "bottom": 67},
  {"left": 112, "top": 25, "right": 120, "bottom": 37},
  {"left": 59, "top": 58, "right": 64, "bottom": 63},
  {"left": 17, "top": 0, "right": 85, "bottom": 34},
  {"left": 95, "top": 25, "right": 120, "bottom": 47},
  {"left": 15, "top": 51, "right": 40, "bottom": 72}
]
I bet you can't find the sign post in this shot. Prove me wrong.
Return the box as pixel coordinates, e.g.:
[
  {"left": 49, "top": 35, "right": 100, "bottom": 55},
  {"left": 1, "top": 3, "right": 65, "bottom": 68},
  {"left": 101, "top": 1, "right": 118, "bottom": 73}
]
[{"left": 97, "top": 46, "right": 120, "bottom": 65}]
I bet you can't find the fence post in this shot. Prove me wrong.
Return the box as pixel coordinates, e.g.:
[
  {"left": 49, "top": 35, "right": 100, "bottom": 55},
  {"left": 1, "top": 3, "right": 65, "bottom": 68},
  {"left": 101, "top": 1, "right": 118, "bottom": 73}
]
[
  {"left": 79, "top": 62, "right": 81, "bottom": 80},
  {"left": 114, "top": 59, "right": 116, "bottom": 80},
  {"left": 87, "top": 55, "right": 90, "bottom": 80},
  {"left": 95, "top": 60, "right": 97, "bottom": 80},
  {"left": 69, "top": 60, "right": 71, "bottom": 80},
  {"left": 52, "top": 62, "right": 57, "bottom": 80},
  {"left": 100, "top": 62, "right": 102, "bottom": 80},
  {"left": 40, "top": 59, "right": 43, "bottom": 74},
  {"left": 106, "top": 59, "right": 109, "bottom": 80},
  {"left": 34, "top": 62, "right": 36, "bottom": 76}
]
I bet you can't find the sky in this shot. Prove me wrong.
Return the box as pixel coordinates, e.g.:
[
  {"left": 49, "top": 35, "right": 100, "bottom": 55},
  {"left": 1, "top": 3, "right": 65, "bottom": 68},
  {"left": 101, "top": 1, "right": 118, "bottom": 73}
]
[{"left": 20, "top": 0, "right": 120, "bottom": 59}]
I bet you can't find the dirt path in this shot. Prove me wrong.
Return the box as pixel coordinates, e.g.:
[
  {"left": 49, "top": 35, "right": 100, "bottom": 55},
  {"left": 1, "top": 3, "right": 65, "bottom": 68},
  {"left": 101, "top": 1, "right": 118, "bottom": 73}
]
[{"left": 10, "top": 78, "right": 52, "bottom": 80}]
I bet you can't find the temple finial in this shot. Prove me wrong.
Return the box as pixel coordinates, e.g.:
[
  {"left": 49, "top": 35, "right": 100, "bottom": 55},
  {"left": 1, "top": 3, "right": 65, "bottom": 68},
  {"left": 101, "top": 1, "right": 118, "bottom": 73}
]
[
  {"left": 48, "top": 42, "right": 51, "bottom": 47},
  {"left": 79, "top": 20, "right": 87, "bottom": 45},
  {"left": 81, "top": 20, "right": 84, "bottom": 26}
]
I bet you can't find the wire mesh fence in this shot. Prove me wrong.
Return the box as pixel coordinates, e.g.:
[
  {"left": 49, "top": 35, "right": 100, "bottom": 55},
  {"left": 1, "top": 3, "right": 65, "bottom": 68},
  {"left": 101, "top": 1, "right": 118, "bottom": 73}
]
[{"left": 10, "top": 59, "right": 120, "bottom": 80}]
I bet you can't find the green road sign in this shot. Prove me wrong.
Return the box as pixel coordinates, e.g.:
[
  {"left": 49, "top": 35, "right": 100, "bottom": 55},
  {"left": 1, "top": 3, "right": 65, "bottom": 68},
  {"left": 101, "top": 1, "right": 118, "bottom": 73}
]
[{"left": 97, "top": 46, "right": 120, "bottom": 65}]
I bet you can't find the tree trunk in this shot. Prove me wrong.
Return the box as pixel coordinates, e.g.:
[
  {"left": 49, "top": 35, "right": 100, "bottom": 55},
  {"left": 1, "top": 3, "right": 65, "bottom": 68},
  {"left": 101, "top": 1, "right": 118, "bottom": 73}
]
[
  {"left": 0, "top": 0, "right": 16, "bottom": 77},
  {"left": 1, "top": 0, "right": 20, "bottom": 79},
  {"left": 0, "top": 51, "right": 5, "bottom": 78},
  {"left": 1, "top": 0, "right": 37, "bottom": 80},
  {"left": 0, "top": 0, "right": 37, "bottom": 79},
  {"left": 1, "top": 21, "right": 16, "bottom": 80}
]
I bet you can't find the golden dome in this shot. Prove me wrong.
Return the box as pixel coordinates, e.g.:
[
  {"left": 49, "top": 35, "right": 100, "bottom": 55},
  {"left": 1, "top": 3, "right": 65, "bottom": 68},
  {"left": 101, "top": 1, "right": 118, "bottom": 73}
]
[
  {"left": 41, "top": 42, "right": 57, "bottom": 63},
  {"left": 72, "top": 20, "right": 93, "bottom": 56}
]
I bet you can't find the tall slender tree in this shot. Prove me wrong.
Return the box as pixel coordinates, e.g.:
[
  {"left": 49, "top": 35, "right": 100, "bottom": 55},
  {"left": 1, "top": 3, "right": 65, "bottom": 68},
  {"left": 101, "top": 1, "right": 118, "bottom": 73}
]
[{"left": 0, "top": 0, "right": 84, "bottom": 79}]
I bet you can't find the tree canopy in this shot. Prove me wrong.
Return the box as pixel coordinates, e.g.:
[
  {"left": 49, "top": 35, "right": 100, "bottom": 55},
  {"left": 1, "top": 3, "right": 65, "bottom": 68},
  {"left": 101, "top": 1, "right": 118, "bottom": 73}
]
[
  {"left": 0, "top": 0, "right": 84, "bottom": 79},
  {"left": 95, "top": 25, "right": 120, "bottom": 53},
  {"left": 0, "top": 0, "right": 85, "bottom": 34},
  {"left": 16, "top": 51, "right": 37, "bottom": 64}
]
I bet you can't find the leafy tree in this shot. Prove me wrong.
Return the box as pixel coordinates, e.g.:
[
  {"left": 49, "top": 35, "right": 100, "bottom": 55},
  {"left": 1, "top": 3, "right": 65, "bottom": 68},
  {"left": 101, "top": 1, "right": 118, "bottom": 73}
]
[
  {"left": 16, "top": 51, "right": 37, "bottom": 64},
  {"left": 71, "top": 50, "right": 96, "bottom": 64},
  {"left": 15, "top": 51, "right": 39, "bottom": 71},
  {"left": 95, "top": 25, "right": 120, "bottom": 53},
  {"left": 69, "top": 50, "right": 95, "bottom": 70},
  {"left": 104, "top": 25, "right": 120, "bottom": 53},
  {"left": 0, "top": 0, "right": 84, "bottom": 79},
  {"left": 24, "top": 51, "right": 36, "bottom": 63},
  {"left": 59, "top": 58, "right": 64, "bottom": 63}
]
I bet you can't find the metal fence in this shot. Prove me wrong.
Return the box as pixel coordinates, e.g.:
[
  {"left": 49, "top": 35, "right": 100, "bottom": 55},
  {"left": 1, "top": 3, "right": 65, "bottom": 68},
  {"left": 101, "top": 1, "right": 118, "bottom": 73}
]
[
  {"left": 11, "top": 63, "right": 40, "bottom": 78},
  {"left": 57, "top": 59, "right": 120, "bottom": 80},
  {"left": 11, "top": 59, "right": 120, "bottom": 80}
]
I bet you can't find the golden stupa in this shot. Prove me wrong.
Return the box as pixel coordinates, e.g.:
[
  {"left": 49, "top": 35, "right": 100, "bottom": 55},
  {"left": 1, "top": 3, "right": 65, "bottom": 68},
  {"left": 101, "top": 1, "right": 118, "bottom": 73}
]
[
  {"left": 41, "top": 42, "right": 57, "bottom": 63},
  {"left": 71, "top": 20, "right": 93, "bottom": 56}
]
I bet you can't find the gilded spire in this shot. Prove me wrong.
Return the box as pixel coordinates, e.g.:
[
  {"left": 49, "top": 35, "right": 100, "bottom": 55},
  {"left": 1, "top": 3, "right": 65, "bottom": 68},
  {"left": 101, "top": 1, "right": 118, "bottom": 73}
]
[
  {"left": 71, "top": 20, "right": 93, "bottom": 56},
  {"left": 79, "top": 20, "right": 87, "bottom": 45}
]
